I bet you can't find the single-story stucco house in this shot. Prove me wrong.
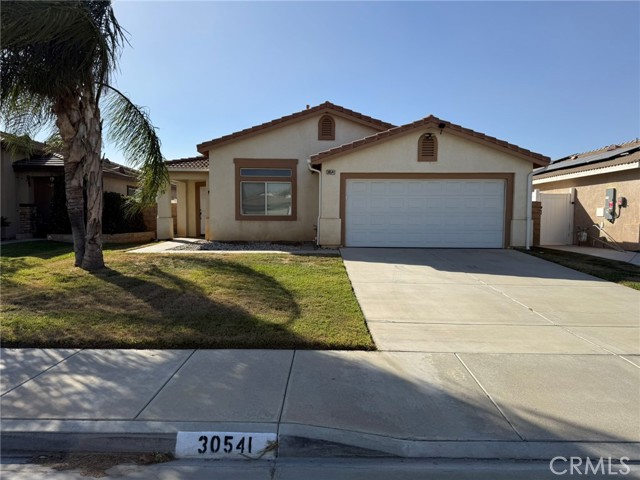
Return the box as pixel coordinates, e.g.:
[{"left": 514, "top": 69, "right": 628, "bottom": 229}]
[
  {"left": 533, "top": 139, "right": 639, "bottom": 250},
  {"left": 157, "top": 102, "right": 549, "bottom": 248},
  {"left": 1, "top": 134, "right": 143, "bottom": 240}
]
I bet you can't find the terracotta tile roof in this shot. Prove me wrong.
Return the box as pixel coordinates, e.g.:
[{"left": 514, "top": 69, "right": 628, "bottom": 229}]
[
  {"left": 310, "top": 115, "right": 550, "bottom": 167},
  {"left": 165, "top": 156, "right": 209, "bottom": 170},
  {"left": 103, "top": 158, "right": 138, "bottom": 178},
  {"left": 196, "top": 101, "right": 396, "bottom": 154},
  {"left": 12, "top": 154, "right": 138, "bottom": 178}
]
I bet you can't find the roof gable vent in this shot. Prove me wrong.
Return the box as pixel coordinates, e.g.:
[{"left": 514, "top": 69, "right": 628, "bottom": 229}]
[
  {"left": 418, "top": 133, "right": 438, "bottom": 162},
  {"left": 318, "top": 115, "right": 335, "bottom": 141}
]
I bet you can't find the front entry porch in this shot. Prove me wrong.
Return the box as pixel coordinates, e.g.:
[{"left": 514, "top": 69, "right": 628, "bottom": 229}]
[{"left": 157, "top": 157, "right": 209, "bottom": 240}]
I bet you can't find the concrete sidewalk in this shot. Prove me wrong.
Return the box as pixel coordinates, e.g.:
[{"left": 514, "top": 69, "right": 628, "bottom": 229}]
[{"left": 1, "top": 347, "right": 639, "bottom": 461}]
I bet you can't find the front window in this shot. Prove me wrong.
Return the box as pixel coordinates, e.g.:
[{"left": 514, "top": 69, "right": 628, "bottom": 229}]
[
  {"left": 234, "top": 159, "right": 298, "bottom": 220},
  {"left": 241, "top": 181, "right": 292, "bottom": 216}
]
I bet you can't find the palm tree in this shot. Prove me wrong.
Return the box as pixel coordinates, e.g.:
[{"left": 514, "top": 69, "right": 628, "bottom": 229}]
[{"left": 1, "top": 0, "right": 168, "bottom": 270}]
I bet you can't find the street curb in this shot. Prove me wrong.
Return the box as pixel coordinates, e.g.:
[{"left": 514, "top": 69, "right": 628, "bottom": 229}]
[{"left": 2, "top": 420, "right": 639, "bottom": 461}]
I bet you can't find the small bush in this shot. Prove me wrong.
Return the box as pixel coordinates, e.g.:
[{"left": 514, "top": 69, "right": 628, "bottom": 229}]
[
  {"left": 48, "top": 181, "right": 146, "bottom": 234},
  {"left": 102, "top": 192, "right": 146, "bottom": 234}
]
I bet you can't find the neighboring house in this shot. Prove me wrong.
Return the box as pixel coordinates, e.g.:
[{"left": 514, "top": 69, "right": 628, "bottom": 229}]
[
  {"left": 533, "top": 140, "right": 639, "bottom": 251},
  {"left": 157, "top": 101, "right": 549, "bottom": 248},
  {"left": 1, "top": 135, "right": 141, "bottom": 239}
]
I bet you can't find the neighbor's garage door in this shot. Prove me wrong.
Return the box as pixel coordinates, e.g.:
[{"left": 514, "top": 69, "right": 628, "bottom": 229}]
[{"left": 345, "top": 179, "right": 505, "bottom": 248}]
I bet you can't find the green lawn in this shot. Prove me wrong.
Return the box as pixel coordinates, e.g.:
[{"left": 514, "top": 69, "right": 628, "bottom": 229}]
[
  {"left": 0, "top": 241, "right": 374, "bottom": 350},
  {"left": 523, "top": 247, "right": 640, "bottom": 291}
]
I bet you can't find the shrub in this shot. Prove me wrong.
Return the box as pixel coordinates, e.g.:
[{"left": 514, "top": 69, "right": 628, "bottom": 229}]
[
  {"left": 102, "top": 192, "right": 146, "bottom": 234},
  {"left": 48, "top": 181, "right": 146, "bottom": 234}
]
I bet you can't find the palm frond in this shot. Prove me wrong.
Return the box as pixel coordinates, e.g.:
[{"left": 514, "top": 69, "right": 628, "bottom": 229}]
[
  {"left": 102, "top": 85, "right": 168, "bottom": 208},
  {"left": 43, "top": 131, "right": 65, "bottom": 155},
  {"left": 1, "top": 1, "right": 125, "bottom": 100},
  {"left": 0, "top": 132, "right": 39, "bottom": 158},
  {"left": 0, "top": 89, "right": 55, "bottom": 142}
]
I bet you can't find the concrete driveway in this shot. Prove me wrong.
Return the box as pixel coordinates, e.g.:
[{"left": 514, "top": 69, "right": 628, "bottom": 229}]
[
  {"left": 341, "top": 248, "right": 640, "bottom": 354},
  {"left": 339, "top": 248, "right": 640, "bottom": 451}
]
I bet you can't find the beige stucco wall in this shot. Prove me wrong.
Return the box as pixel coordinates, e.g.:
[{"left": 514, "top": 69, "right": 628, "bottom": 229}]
[
  {"left": 103, "top": 175, "right": 135, "bottom": 196},
  {"left": 317, "top": 128, "right": 535, "bottom": 247},
  {"left": 534, "top": 169, "right": 639, "bottom": 250},
  {"left": 0, "top": 149, "right": 52, "bottom": 239},
  {"left": 206, "top": 114, "right": 380, "bottom": 242},
  {"left": 1, "top": 147, "right": 20, "bottom": 238}
]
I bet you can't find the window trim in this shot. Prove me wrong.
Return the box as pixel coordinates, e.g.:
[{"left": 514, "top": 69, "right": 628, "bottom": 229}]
[
  {"left": 418, "top": 133, "right": 438, "bottom": 162},
  {"left": 234, "top": 158, "right": 298, "bottom": 221},
  {"left": 318, "top": 115, "right": 335, "bottom": 141}
]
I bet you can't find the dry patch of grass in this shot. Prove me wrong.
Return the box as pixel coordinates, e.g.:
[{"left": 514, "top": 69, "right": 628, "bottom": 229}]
[
  {"left": 33, "top": 452, "right": 173, "bottom": 478},
  {"left": 523, "top": 247, "right": 640, "bottom": 290},
  {"left": 1, "top": 241, "right": 374, "bottom": 350}
]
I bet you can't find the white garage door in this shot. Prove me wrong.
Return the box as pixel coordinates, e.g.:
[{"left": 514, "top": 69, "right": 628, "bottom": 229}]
[{"left": 345, "top": 179, "right": 505, "bottom": 248}]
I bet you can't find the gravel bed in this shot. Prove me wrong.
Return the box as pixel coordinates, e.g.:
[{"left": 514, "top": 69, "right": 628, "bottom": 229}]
[{"left": 168, "top": 240, "right": 320, "bottom": 252}]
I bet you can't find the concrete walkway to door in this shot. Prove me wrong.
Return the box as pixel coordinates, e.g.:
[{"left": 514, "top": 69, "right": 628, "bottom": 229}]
[{"left": 341, "top": 248, "right": 640, "bottom": 453}]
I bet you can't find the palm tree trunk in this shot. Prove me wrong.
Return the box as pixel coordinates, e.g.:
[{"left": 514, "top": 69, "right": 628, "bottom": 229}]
[
  {"left": 81, "top": 95, "right": 105, "bottom": 271},
  {"left": 54, "top": 90, "right": 105, "bottom": 270},
  {"left": 55, "top": 96, "right": 87, "bottom": 267}
]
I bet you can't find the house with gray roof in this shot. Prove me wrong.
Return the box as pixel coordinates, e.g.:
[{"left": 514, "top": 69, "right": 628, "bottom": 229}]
[{"left": 533, "top": 139, "right": 639, "bottom": 250}]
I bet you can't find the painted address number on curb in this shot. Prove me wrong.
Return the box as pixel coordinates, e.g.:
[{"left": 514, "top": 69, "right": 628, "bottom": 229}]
[{"left": 175, "top": 432, "right": 277, "bottom": 459}]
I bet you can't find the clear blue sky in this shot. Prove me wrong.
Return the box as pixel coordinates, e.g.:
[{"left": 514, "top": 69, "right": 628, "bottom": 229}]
[{"left": 102, "top": 0, "right": 639, "bottom": 164}]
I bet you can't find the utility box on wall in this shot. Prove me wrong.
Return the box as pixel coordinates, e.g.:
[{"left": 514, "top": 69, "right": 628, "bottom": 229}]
[{"left": 604, "top": 188, "right": 616, "bottom": 223}]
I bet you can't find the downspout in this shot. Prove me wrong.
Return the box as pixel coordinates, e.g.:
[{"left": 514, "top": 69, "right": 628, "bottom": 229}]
[
  {"left": 307, "top": 158, "right": 322, "bottom": 246},
  {"left": 525, "top": 170, "right": 534, "bottom": 250}
]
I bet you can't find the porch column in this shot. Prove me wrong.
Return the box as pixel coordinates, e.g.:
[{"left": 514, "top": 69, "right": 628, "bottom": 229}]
[
  {"left": 176, "top": 181, "right": 187, "bottom": 237},
  {"left": 156, "top": 182, "right": 173, "bottom": 240}
]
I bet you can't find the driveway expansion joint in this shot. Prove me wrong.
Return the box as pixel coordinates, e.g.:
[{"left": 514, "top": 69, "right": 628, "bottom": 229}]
[
  {"left": 276, "top": 350, "right": 297, "bottom": 438},
  {"left": 454, "top": 353, "right": 525, "bottom": 441}
]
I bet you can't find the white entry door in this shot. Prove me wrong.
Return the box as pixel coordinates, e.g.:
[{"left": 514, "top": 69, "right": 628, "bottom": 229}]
[
  {"left": 540, "top": 193, "right": 572, "bottom": 245},
  {"left": 345, "top": 179, "right": 505, "bottom": 248},
  {"left": 199, "top": 186, "right": 207, "bottom": 237}
]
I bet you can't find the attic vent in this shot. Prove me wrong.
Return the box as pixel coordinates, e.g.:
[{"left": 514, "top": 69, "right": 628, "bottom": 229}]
[
  {"left": 418, "top": 133, "right": 438, "bottom": 162},
  {"left": 607, "top": 144, "right": 621, "bottom": 151},
  {"left": 318, "top": 115, "right": 335, "bottom": 140},
  {"left": 570, "top": 155, "right": 579, "bottom": 160}
]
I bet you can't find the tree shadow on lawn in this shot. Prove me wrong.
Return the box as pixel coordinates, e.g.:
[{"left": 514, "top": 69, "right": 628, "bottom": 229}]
[
  {"left": 0, "top": 241, "right": 73, "bottom": 260},
  {"left": 2, "top": 255, "right": 311, "bottom": 349},
  {"left": 83, "top": 257, "right": 306, "bottom": 349}
]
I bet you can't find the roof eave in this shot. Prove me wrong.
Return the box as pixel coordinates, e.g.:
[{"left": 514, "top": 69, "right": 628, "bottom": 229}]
[
  {"left": 167, "top": 168, "right": 209, "bottom": 173},
  {"left": 196, "top": 103, "right": 395, "bottom": 154},
  {"left": 311, "top": 119, "right": 549, "bottom": 167}
]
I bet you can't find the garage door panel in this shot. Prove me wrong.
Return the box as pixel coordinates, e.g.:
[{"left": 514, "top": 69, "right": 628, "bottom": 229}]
[{"left": 345, "top": 179, "right": 505, "bottom": 248}]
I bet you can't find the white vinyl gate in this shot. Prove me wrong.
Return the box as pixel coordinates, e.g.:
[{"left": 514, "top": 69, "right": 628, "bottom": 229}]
[
  {"left": 345, "top": 179, "right": 506, "bottom": 248},
  {"left": 539, "top": 192, "right": 572, "bottom": 245}
]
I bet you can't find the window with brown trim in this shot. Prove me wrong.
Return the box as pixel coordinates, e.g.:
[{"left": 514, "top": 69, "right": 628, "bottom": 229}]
[
  {"left": 318, "top": 115, "right": 335, "bottom": 140},
  {"left": 418, "top": 133, "right": 438, "bottom": 162},
  {"left": 234, "top": 159, "right": 298, "bottom": 221}
]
